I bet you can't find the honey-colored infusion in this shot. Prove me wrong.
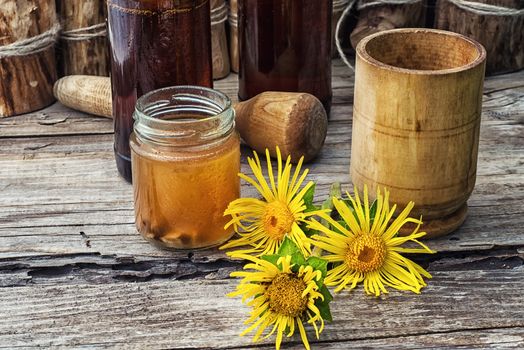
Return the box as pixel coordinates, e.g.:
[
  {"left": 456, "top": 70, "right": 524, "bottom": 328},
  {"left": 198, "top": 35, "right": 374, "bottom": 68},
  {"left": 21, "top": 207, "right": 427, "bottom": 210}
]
[{"left": 131, "top": 134, "right": 240, "bottom": 249}]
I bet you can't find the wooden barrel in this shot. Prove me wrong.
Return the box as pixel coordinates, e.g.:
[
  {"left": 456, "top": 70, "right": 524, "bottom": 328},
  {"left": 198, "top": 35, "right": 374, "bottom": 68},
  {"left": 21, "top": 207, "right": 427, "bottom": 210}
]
[
  {"left": 435, "top": 0, "right": 524, "bottom": 76},
  {"left": 57, "top": 0, "right": 109, "bottom": 77},
  {"left": 350, "top": 0, "right": 427, "bottom": 49},
  {"left": 0, "top": 0, "right": 58, "bottom": 117},
  {"left": 351, "top": 28, "right": 486, "bottom": 238}
]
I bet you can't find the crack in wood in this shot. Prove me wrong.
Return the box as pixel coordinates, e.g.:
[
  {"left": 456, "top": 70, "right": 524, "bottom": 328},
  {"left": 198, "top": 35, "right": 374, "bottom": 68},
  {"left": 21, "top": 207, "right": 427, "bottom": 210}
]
[{"left": 0, "top": 247, "right": 522, "bottom": 288}]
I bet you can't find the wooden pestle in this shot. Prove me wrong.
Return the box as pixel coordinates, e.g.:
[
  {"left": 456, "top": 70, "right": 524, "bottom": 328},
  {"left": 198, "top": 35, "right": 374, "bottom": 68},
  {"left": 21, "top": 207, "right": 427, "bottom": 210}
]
[{"left": 53, "top": 75, "right": 327, "bottom": 162}]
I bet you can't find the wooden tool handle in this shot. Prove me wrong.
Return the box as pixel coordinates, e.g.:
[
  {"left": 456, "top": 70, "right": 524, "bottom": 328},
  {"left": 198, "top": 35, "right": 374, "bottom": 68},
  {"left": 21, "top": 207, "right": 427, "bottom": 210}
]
[
  {"left": 53, "top": 75, "right": 112, "bottom": 118},
  {"left": 53, "top": 76, "right": 327, "bottom": 162},
  {"left": 235, "top": 92, "right": 327, "bottom": 162}
]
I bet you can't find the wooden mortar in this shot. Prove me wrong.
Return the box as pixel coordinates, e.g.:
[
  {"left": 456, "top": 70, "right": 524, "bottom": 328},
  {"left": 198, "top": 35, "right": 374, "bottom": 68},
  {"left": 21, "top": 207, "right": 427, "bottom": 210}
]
[
  {"left": 435, "top": 0, "right": 524, "bottom": 75},
  {"left": 56, "top": 0, "right": 109, "bottom": 76},
  {"left": 351, "top": 28, "right": 486, "bottom": 238},
  {"left": 0, "top": 0, "right": 58, "bottom": 117}
]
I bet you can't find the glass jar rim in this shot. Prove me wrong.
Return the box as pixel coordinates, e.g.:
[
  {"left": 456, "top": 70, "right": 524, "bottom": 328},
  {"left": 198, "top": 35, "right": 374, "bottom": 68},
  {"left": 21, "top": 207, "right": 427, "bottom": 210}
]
[
  {"left": 134, "top": 85, "right": 232, "bottom": 125},
  {"left": 133, "top": 85, "right": 235, "bottom": 147}
]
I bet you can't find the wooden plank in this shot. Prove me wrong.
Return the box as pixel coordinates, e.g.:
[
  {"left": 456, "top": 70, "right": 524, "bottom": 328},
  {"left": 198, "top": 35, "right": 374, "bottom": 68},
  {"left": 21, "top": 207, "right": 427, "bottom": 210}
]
[
  {"left": 0, "top": 92, "right": 522, "bottom": 259},
  {"left": 0, "top": 267, "right": 522, "bottom": 348}
]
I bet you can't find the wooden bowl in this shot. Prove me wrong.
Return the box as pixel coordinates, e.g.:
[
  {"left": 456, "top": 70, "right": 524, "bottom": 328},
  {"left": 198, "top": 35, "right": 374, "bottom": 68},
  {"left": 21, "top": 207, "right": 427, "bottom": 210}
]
[{"left": 350, "top": 28, "right": 487, "bottom": 238}]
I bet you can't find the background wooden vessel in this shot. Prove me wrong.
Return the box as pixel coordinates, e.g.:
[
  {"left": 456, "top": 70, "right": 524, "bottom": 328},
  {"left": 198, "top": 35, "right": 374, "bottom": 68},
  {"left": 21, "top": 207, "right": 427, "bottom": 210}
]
[
  {"left": 0, "top": 0, "right": 57, "bottom": 117},
  {"left": 435, "top": 0, "right": 524, "bottom": 75},
  {"left": 56, "top": 0, "right": 109, "bottom": 77}
]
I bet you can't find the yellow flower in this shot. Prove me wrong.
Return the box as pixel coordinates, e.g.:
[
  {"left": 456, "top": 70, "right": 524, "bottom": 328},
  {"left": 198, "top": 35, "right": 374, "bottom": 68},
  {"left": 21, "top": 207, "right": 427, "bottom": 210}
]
[
  {"left": 228, "top": 253, "right": 327, "bottom": 350},
  {"left": 221, "top": 147, "right": 324, "bottom": 257},
  {"left": 308, "top": 186, "right": 435, "bottom": 296}
]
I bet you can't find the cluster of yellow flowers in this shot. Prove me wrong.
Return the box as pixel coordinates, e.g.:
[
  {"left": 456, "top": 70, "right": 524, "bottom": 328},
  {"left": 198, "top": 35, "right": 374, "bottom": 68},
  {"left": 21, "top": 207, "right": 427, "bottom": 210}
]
[{"left": 221, "top": 148, "right": 435, "bottom": 350}]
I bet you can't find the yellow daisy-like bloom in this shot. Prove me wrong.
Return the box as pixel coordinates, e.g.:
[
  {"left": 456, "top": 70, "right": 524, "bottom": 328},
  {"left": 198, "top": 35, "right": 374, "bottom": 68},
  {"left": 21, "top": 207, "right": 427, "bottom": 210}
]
[
  {"left": 228, "top": 254, "right": 325, "bottom": 350},
  {"left": 308, "top": 186, "right": 435, "bottom": 296},
  {"left": 221, "top": 147, "right": 324, "bottom": 257}
]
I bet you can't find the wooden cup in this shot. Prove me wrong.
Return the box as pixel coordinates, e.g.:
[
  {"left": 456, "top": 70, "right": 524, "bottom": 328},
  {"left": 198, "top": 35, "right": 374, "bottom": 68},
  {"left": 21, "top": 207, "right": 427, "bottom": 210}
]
[{"left": 351, "top": 28, "right": 486, "bottom": 238}]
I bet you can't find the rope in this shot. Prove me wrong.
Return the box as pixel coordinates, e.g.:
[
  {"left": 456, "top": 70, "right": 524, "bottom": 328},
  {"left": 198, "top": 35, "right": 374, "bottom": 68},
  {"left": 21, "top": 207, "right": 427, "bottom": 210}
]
[
  {"left": 61, "top": 23, "right": 106, "bottom": 42},
  {"left": 0, "top": 23, "right": 61, "bottom": 59},
  {"left": 335, "top": 0, "right": 358, "bottom": 71},
  {"left": 358, "top": 0, "right": 421, "bottom": 10},
  {"left": 211, "top": 2, "right": 229, "bottom": 25},
  {"left": 335, "top": 0, "right": 422, "bottom": 72},
  {"left": 447, "top": 0, "right": 524, "bottom": 16},
  {"left": 334, "top": 0, "right": 351, "bottom": 12},
  {"left": 228, "top": 13, "right": 238, "bottom": 27}
]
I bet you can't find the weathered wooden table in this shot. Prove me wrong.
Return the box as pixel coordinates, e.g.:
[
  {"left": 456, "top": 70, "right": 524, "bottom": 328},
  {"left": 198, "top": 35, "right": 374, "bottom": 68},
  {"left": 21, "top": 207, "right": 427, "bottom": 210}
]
[{"left": 1, "top": 61, "right": 523, "bottom": 349}]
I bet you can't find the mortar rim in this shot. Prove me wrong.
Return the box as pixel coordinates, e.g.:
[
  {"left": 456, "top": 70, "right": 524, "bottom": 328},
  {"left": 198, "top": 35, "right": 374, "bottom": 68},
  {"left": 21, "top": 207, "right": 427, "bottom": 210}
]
[{"left": 356, "top": 28, "right": 487, "bottom": 75}]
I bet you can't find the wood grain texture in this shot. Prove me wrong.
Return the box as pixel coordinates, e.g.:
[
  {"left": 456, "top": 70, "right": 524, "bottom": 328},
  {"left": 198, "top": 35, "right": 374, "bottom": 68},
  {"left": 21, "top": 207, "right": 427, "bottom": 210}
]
[
  {"left": 56, "top": 0, "right": 109, "bottom": 76},
  {"left": 350, "top": 0, "right": 427, "bottom": 49},
  {"left": 0, "top": 0, "right": 57, "bottom": 117},
  {"left": 228, "top": 0, "right": 239, "bottom": 73},
  {"left": 435, "top": 0, "right": 524, "bottom": 75},
  {"left": 0, "top": 59, "right": 523, "bottom": 348},
  {"left": 211, "top": 0, "right": 230, "bottom": 79},
  {"left": 0, "top": 267, "right": 523, "bottom": 348}
]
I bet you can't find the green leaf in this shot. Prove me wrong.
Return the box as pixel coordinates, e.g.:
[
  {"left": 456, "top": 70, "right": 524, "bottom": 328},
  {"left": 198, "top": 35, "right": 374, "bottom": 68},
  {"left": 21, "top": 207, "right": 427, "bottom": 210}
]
[
  {"left": 261, "top": 254, "right": 280, "bottom": 266},
  {"left": 369, "top": 200, "right": 377, "bottom": 221},
  {"left": 302, "top": 183, "right": 317, "bottom": 213},
  {"left": 306, "top": 257, "right": 328, "bottom": 288},
  {"left": 306, "top": 256, "right": 328, "bottom": 280},
  {"left": 300, "top": 223, "right": 317, "bottom": 238},
  {"left": 278, "top": 237, "right": 301, "bottom": 256},
  {"left": 315, "top": 285, "right": 333, "bottom": 322},
  {"left": 277, "top": 237, "right": 306, "bottom": 266}
]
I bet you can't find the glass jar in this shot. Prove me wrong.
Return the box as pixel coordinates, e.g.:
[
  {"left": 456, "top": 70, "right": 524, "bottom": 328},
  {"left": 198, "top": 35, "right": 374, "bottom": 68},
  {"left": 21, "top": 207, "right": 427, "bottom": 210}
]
[
  {"left": 107, "top": 0, "right": 213, "bottom": 183},
  {"left": 130, "top": 86, "right": 240, "bottom": 249},
  {"left": 238, "top": 0, "right": 333, "bottom": 113}
]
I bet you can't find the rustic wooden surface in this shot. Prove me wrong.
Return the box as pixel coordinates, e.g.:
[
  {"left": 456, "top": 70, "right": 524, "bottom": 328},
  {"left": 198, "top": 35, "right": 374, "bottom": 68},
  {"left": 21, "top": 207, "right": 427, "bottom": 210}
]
[{"left": 0, "top": 60, "right": 523, "bottom": 349}]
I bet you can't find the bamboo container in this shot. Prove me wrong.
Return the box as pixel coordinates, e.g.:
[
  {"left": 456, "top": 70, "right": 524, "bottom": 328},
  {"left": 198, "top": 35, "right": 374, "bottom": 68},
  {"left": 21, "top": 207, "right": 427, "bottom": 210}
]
[
  {"left": 211, "top": 0, "right": 231, "bottom": 79},
  {"left": 57, "top": 0, "right": 109, "bottom": 76},
  {"left": 228, "top": 0, "right": 239, "bottom": 73},
  {"left": 351, "top": 28, "right": 486, "bottom": 238},
  {"left": 435, "top": 0, "right": 524, "bottom": 75},
  {"left": 350, "top": 0, "right": 427, "bottom": 49},
  {"left": 0, "top": 0, "right": 58, "bottom": 117}
]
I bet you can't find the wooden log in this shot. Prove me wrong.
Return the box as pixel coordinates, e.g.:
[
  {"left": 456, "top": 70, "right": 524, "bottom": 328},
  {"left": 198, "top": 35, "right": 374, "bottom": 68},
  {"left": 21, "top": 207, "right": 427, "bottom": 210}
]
[
  {"left": 56, "top": 0, "right": 109, "bottom": 77},
  {"left": 211, "top": 0, "right": 231, "bottom": 79},
  {"left": 351, "top": 28, "right": 487, "bottom": 238},
  {"left": 435, "top": 0, "right": 524, "bottom": 75},
  {"left": 0, "top": 0, "right": 58, "bottom": 117},
  {"left": 350, "top": 0, "right": 427, "bottom": 49},
  {"left": 229, "top": 0, "right": 239, "bottom": 73}
]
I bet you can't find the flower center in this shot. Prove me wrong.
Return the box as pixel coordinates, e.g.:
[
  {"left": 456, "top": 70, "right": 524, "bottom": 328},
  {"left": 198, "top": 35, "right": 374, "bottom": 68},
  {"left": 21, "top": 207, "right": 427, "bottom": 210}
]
[
  {"left": 345, "top": 234, "right": 387, "bottom": 273},
  {"left": 265, "top": 273, "right": 308, "bottom": 317},
  {"left": 262, "top": 201, "right": 295, "bottom": 241}
]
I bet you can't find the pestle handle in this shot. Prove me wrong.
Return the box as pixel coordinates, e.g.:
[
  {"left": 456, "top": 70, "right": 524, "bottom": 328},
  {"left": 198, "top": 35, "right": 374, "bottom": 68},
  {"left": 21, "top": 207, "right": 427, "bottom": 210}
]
[
  {"left": 234, "top": 92, "right": 327, "bottom": 162},
  {"left": 53, "top": 75, "right": 112, "bottom": 118},
  {"left": 53, "top": 75, "right": 327, "bottom": 162}
]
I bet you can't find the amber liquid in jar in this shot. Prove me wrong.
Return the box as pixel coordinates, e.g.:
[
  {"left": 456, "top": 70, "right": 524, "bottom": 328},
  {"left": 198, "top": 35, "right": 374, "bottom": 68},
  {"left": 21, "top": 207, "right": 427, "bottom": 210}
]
[
  {"left": 130, "top": 87, "right": 240, "bottom": 249},
  {"left": 238, "top": 0, "right": 333, "bottom": 113},
  {"left": 108, "top": 0, "right": 213, "bottom": 182}
]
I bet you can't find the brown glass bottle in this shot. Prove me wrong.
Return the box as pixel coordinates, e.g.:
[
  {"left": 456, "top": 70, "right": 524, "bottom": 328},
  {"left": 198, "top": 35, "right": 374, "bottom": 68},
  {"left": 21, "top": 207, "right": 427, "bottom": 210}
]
[
  {"left": 238, "top": 0, "right": 333, "bottom": 114},
  {"left": 107, "top": 0, "right": 213, "bottom": 183}
]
